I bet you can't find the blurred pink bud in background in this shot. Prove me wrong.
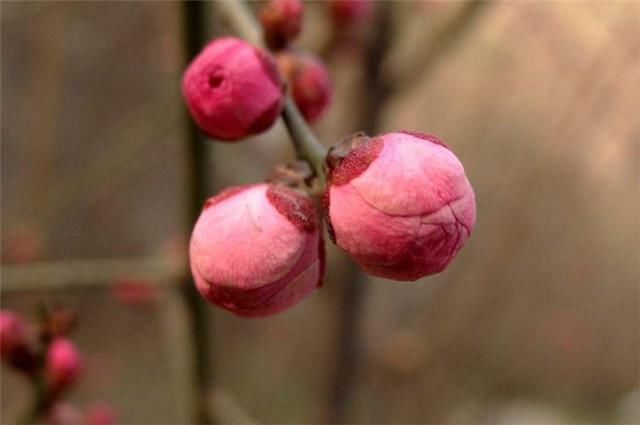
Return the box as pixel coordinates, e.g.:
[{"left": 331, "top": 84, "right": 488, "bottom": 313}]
[
  {"left": 47, "top": 338, "right": 83, "bottom": 392},
  {"left": 0, "top": 310, "right": 28, "bottom": 358},
  {"left": 328, "top": 0, "right": 373, "bottom": 26},
  {"left": 48, "top": 402, "right": 83, "bottom": 425},
  {"left": 260, "top": 0, "right": 304, "bottom": 50},
  {"left": 0, "top": 310, "right": 36, "bottom": 372},
  {"left": 290, "top": 53, "right": 333, "bottom": 123},
  {"left": 2, "top": 226, "right": 44, "bottom": 264},
  {"left": 85, "top": 402, "right": 118, "bottom": 425},
  {"left": 111, "top": 278, "right": 159, "bottom": 307}
]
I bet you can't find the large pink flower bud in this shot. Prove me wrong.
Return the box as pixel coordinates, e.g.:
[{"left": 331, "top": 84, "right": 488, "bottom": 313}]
[
  {"left": 182, "top": 37, "right": 285, "bottom": 141},
  {"left": 190, "top": 183, "right": 325, "bottom": 317},
  {"left": 47, "top": 338, "right": 83, "bottom": 391},
  {"left": 260, "top": 0, "right": 304, "bottom": 50},
  {"left": 323, "top": 131, "right": 476, "bottom": 281}
]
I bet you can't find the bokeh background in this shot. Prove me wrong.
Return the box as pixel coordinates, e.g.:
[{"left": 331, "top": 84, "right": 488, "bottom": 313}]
[{"left": 2, "top": 1, "right": 638, "bottom": 424}]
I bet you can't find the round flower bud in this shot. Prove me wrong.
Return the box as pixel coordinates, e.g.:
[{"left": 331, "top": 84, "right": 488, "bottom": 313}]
[
  {"left": 48, "top": 403, "right": 83, "bottom": 425},
  {"left": 323, "top": 131, "right": 476, "bottom": 281},
  {"left": 47, "top": 338, "right": 83, "bottom": 392},
  {"left": 0, "top": 311, "right": 27, "bottom": 358},
  {"left": 290, "top": 54, "right": 333, "bottom": 123},
  {"left": 190, "top": 183, "right": 325, "bottom": 317},
  {"left": 260, "top": 0, "right": 304, "bottom": 50},
  {"left": 328, "top": 0, "right": 372, "bottom": 26},
  {"left": 0, "top": 310, "right": 35, "bottom": 372},
  {"left": 85, "top": 402, "right": 118, "bottom": 425},
  {"left": 182, "top": 37, "right": 285, "bottom": 141}
]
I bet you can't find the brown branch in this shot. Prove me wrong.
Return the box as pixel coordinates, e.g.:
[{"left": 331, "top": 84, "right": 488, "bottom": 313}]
[
  {"left": 1, "top": 257, "right": 176, "bottom": 292},
  {"left": 393, "top": 1, "right": 489, "bottom": 93},
  {"left": 209, "top": 389, "right": 260, "bottom": 425},
  {"left": 180, "top": 1, "right": 215, "bottom": 423}
]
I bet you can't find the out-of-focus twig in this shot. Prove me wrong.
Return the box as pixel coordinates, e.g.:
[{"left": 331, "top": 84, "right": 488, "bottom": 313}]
[
  {"left": 180, "top": 1, "right": 215, "bottom": 424},
  {"left": 393, "top": 1, "right": 488, "bottom": 94},
  {"left": 208, "top": 389, "right": 259, "bottom": 425},
  {"left": 216, "top": 0, "right": 262, "bottom": 46},
  {"left": 1, "top": 257, "right": 175, "bottom": 292}
]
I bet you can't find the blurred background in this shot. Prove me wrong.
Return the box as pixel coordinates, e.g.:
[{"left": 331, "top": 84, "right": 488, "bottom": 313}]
[{"left": 1, "top": 1, "right": 638, "bottom": 424}]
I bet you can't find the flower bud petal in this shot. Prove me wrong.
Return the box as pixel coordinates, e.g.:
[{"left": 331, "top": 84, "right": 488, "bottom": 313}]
[
  {"left": 190, "top": 183, "right": 324, "bottom": 316},
  {"left": 324, "top": 131, "right": 476, "bottom": 281},
  {"left": 182, "top": 37, "right": 284, "bottom": 141}
]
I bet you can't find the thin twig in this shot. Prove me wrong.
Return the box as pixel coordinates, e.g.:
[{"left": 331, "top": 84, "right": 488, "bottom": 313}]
[
  {"left": 1, "top": 257, "right": 176, "bottom": 292},
  {"left": 215, "top": 0, "right": 262, "bottom": 46},
  {"left": 393, "top": 1, "right": 488, "bottom": 93},
  {"left": 281, "top": 98, "right": 327, "bottom": 183},
  {"left": 209, "top": 389, "right": 260, "bottom": 425},
  {"left": 180, "top": 1, "right": 215, "bottom": 423}
]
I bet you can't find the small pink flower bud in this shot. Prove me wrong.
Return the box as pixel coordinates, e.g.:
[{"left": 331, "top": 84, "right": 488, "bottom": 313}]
[
  {"left": 289, "top": 54, "right": 333, "bottom": 123},
  {"left": 190, "top": 183, "right": 325, "bottom": 317},
  {"left": 48, "top": 403, "right": 83, "bottom": 425},
  {"left": 0, "top": 311, "right": 27, "bottom": 358},
  {"left": 85, "top": 402, "right": 118, "bottom": 425},
  {"left": 323, "top": 131, "right": 476, "bottom": 281},
  {"left": 0, "top": 310, "right": 36, "bottom": 372},
  {"left": 260, "top": 0, "right": 304, "bottom": 50},
  {"left": 47, "top": 338, "right": 83, "bottom": 391},
  {"left": 328, "top": 0, "right": 372, "bottom": 26},
  {"left": 2, "top": 226, "right": 44, "bottom": 264},
  {"left": 110, "top": 278, "right": 159, "bottom": 307},
  {"left": 182, "top": 37, "right": 285, "bottom": 141}
]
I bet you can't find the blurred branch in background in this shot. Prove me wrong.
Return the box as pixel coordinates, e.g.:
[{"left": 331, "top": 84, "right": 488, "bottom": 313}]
[
  {"left": 208, "top": 389, "right": 259, "bottom": 425},
  {"left": 1, "top": 257, "right": 175, "bottom": 292},
  {"left": 390, "top": 1, "right": 488, "bottom": 94},
  {"left": 180, "top": 1, "right": 215, "bottom": 424}
]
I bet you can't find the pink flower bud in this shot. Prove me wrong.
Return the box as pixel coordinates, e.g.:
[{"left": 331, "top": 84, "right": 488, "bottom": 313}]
[
  {"left": 290, "top": 54, "right": 333, "bottom": 123},
  {"left": 190, "top": 183, "right": 325, "bottom": 316},
  {"left": 110, "top": 278, "right": 159, "bottom": 307},
  {"left": 85, "top": 402, "right": 118, "bottom": 425},
  {"left": 182, "top": 37, "right": 285, "bottom": 141},
  {"left": 328, "top": 0, "right": 372, "bottom": 26},
  {"left": 323, "top": 131, "right": 476, "bottom": 281},
  {"left": 48, "top": 403, "right": 83, "bottom": 425},
  {"left": 47, "top": 338, "right": 83, "bottom": 391},
  {"left": 0, "top": 310, "right": 35, "bottom": 372},
  {"left": 2, "top": 226, "right": 44, "bottom": 264},
  {"left": 0, "top": 311, "right": 27, "bottom": 358},
  {"left": 260, "top": 0, "right": 304, "bottom": 50}
]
